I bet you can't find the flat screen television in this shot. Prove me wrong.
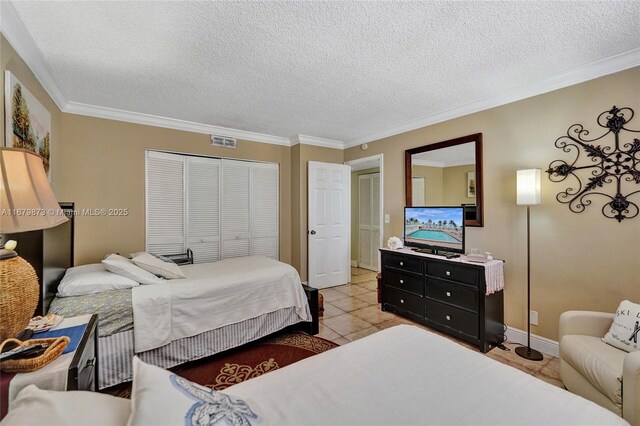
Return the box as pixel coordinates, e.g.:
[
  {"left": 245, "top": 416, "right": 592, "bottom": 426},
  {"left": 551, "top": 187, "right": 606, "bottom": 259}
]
[{"left": 404, "top": 206, "right": 465, "bottom": 254}]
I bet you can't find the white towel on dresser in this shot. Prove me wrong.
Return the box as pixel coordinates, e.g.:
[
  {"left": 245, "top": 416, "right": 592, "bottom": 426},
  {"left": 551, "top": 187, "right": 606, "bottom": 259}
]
[{"left": 484, "top": 260, "right": 505, "bottom": 295}]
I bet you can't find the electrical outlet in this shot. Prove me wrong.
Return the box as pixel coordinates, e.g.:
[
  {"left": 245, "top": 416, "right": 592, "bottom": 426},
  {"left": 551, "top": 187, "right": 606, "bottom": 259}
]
[
  {"left": 384, "top": 214, "right": 390, "bottom": 224},
  {"left": 530, "top": 310, "right": 539, "bottom": 326}
]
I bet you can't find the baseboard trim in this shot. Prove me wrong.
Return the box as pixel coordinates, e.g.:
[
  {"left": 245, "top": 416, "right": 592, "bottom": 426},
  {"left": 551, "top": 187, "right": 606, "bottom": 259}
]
[
  {"left": 350, "top": 260, "right": 358, "bottom": 267},
  {"left": 505, "top": 326, "right": 559, "bottom": 358}
]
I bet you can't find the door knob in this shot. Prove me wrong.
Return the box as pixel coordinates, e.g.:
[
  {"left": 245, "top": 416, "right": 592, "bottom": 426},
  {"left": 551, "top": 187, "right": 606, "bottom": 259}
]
[{"left": 310, "top": 230, "right": 316, "bottom": 235}]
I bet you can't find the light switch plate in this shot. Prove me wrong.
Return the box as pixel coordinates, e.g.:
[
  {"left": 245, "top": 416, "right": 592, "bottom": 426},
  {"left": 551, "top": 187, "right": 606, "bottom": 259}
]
[
  {"left": 384, "top": 214, "right": 390, "bottom": 224},
  {"left": 530, "top": 310, "right": 539, "bottom": 326}
]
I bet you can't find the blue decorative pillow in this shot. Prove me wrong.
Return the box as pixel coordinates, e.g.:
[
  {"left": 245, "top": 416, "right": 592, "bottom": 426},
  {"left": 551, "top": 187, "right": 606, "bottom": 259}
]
[{"left": 129, "top": 357, "right": 259, "bottom": 425}]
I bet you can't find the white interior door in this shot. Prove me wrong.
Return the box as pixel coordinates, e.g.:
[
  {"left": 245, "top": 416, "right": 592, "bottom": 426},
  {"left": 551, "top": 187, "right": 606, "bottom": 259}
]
[
  {"left": 308, "top": 161, "right": 351, "bottom": 289},
  {"left": 412, "top": 177, "right": 425, "bottom": 206}
]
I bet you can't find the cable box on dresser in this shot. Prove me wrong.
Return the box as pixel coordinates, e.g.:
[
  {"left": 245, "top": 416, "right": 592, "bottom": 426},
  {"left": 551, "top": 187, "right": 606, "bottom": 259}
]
[{"left": 379, "top": 248, "right": 504, "bottom": 353}]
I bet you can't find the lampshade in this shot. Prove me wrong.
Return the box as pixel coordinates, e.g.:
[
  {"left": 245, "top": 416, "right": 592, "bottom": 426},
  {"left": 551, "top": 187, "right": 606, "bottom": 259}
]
[
  {"left": 0, "top": 148, "right": 68, "bottom": 233},
  {"left": 516, "top": 169, "right": 541, "bottom": 206}
]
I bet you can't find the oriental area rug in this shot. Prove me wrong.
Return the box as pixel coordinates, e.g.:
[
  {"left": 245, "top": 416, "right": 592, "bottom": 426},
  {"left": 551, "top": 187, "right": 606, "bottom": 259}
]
[{"left": 102, "top": 332, "right": 338, "bottom": 398}]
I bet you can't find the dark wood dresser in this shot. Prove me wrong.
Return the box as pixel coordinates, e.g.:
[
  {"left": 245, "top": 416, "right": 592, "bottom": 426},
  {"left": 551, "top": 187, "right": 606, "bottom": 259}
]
[{"left": 380, "top": 248, "right": 504, "bottom": 352}]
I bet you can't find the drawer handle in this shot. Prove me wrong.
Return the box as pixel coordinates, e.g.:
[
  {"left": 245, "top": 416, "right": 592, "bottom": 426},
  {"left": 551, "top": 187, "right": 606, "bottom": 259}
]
[
  {"left": 400, "top": 299, "right": 405, "bottom": 304},
  {"left": 86, "top": 358, "right": 96, "bottom": 367},
  {"left": 446, "top": 271, "right": 451, "bottom": 276},
  {"left": 400, "top": 279, "right": 404, "bottom": 284},
  {"left": 446, "top": 292, "right": 451, "bottom": 297},
  {"left": 399, "top": 262, "right": 404, "bottom": 266},
  {"left": 446, "top": 315, "right": 451, "bottom": 321}
]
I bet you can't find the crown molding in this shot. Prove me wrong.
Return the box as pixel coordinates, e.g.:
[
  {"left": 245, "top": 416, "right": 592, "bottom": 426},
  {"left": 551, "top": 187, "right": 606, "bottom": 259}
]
[
  {"left": 5, "top": 0, "right": 639, "bottom": 152},
  {"left": 346, "top": 47, "right": 640, "bottom": 148},
  {"left": 65, "top": 101, "right": 292, "bottom": 146},
  {"left": 290, "top": 134, "right": 345, "bottom": 149},
  {"left": 0, "top": 1, "right": 68, "bottom": 109}
]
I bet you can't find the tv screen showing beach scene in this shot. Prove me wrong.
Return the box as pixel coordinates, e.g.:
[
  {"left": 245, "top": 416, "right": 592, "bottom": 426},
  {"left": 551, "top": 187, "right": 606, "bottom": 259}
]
[{"left": 404, "top": 206, "right": 464, "bottom": 253}]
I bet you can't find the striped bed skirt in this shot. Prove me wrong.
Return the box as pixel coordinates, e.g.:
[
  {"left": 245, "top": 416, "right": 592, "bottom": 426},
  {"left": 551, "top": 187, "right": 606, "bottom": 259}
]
[{"left": 99, "top": 307, "right": 303, "bottom": 389}]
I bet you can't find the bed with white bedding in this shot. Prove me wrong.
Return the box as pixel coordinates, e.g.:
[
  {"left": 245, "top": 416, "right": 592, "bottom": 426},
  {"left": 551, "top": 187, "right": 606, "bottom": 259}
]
[
  {"left": 4, "top": 325, "right": 627, "bottom": 425},
  {"left": 48, "top": 255, "right": 315, "bottom": 389}
]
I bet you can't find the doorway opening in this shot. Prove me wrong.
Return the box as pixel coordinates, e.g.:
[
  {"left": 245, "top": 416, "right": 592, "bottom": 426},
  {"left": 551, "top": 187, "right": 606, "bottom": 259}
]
[{"left": 345, "top": 154, "right": 384, "bottom": 272}]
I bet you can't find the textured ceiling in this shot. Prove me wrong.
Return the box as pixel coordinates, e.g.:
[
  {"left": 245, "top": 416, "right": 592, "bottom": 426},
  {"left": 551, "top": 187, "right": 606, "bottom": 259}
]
[{"left": 11, "top": 1, "right": 640, "bottom": 143}]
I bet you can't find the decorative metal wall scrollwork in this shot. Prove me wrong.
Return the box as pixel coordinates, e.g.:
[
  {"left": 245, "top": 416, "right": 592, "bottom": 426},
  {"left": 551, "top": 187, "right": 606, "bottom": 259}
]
[{"left": 546, "top": 106, "right": 640, "bottom": 222}]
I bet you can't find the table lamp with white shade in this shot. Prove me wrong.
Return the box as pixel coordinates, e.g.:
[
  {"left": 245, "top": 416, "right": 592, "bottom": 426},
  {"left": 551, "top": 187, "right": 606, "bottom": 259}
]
[
  {"left": 515, "top": 168, "right": 544, "bottom": 361},
  {"left": 0, "top": 148, "right": 68, "bottom": 341}
]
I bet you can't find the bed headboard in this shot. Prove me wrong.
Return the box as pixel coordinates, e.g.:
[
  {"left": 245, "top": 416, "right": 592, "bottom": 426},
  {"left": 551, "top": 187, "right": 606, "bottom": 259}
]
[{"left": 41, "top": 202, "right": 75, "bottom": 314}]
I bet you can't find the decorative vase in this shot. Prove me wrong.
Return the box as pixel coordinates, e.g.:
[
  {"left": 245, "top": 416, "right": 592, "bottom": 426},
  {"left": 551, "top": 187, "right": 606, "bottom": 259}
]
[{"left": 0, "top": 255, "right": 39, "bottom": 341}]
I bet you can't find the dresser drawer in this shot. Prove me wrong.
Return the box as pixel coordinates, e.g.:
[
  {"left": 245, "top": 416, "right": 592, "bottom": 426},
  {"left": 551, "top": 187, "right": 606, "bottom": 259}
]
[
  {"left": 385, "top": 287, "right": 423, "bottom": 317},
  {"left": 425, "top": 278, "right": 478, "bottom": 312},
  {"left": 383, "top": 253, "right": 422, "bottom": 275},
  {"left": 426, "top": 299, "right": 478, "bottom": 338},
  {"left": 384, "top": 269, "right": 423, "bottom": 296},
  {"left": 426, "top": 262, "right": 480, "bottom": 286}
]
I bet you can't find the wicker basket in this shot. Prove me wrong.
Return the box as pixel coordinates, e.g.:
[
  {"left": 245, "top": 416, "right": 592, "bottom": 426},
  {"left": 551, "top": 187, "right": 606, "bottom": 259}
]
[
  {"left": 0, "top": 256, "right": 39, "bottom": 341},
  {"left": 0, "top": 336, "right": 70, "bottom": 373}
]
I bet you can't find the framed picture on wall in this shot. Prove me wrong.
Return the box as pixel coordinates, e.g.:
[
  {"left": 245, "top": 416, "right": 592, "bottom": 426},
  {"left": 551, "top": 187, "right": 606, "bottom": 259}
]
[
  {"left": 467, "top": 172, "right": 476, "bottom": 198},
  {"left": 4, "top": 71, "right": 52, "bottom": 180}
]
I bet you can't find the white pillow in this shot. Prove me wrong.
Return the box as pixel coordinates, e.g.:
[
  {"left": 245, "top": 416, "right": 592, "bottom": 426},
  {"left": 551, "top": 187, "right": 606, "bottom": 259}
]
[
  {"left": 130, "top": 252, "right": 185, "bottom": 279},
  {"left": 603, "top": 300, "right": 640, "bottom": 352},
  {"left": 4, "top": 385, "right": 131, "bottom": 426},
  {"left": 102, "top": 254, "right": 164, "bottom": 285},
  {"left": 128, "top": 357, "right": 260, "bottom": 426},
  {"left": 57, "top": 263, "right": 139, "bottom": 297}
]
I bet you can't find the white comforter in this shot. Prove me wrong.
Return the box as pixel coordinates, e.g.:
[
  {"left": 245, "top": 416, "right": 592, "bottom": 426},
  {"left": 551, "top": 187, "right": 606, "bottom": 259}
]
[
  {"left": 227, "top": 325, "right": 627, "bottom": 425},
  {"left": 131, "top": 256, "right": 311, "bottom": 352}
]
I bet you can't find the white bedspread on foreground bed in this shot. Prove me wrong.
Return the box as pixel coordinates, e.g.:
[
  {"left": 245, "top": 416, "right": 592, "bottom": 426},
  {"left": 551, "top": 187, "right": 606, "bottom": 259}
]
[
  {"left": 132, "top": 256, "right": 311, "bottom": 352},
  {"left": 227, "top": 325, "right": 627, "bottom": 425}
]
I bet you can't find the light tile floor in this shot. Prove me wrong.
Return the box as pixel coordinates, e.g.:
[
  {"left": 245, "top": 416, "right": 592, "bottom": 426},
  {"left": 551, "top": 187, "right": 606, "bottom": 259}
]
[{"left": 318, "top": 267, "right": 563, "bottom": 388}]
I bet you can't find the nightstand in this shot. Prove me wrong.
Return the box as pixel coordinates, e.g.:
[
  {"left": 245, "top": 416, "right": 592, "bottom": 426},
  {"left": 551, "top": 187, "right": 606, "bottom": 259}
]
[{"left": 2, "top": 314, "right": 98, "bottom": 412}]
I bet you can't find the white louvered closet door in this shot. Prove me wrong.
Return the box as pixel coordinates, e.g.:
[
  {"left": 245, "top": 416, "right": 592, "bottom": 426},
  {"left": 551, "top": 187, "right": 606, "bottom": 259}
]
[
  {"left": 358, "top": 173, "right": 380, "bottom": 271},
  {"left": 371, "top": 173, "right": 381, "bottom": 270},
  {"left": 186, "top": 157, "right": 221, "bottom": 263},
  {"left": 146, "top": 151, "right": 185, "bottom": 255},
  {"left": 358, "top": 175, "right": 372, "bottom": 269},
  {"left": 221, "top": 159, "right": 251, "bottom": 258},
  {"left": 251, "top": 163, "right": 279, "bottom": 259}
]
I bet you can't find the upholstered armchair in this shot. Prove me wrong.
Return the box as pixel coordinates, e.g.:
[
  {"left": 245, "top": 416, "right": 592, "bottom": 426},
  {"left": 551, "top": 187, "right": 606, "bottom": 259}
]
[{"left": 559, "top": 311, "right": 640, "bottom": 425}]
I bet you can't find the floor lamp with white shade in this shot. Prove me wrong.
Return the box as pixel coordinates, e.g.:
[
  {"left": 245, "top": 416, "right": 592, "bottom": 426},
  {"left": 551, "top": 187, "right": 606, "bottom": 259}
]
[{"left": 515, "top": 168, "right": 544, "bottom": 361}]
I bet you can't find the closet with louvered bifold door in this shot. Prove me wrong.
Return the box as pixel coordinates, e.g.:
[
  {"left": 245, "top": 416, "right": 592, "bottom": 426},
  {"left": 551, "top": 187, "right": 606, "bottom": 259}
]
[
  {"left": 358, "top": 172, "right": 380, "bottom": 271},
  {"left": 146, "top": 152, "right": 279, "bottom": 263}
]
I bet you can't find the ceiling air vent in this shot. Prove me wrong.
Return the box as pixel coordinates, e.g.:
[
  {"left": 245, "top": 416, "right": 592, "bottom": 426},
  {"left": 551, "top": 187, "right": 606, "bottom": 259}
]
[{"left": 211, "top": 135, "right": 237, "bottom": 149}]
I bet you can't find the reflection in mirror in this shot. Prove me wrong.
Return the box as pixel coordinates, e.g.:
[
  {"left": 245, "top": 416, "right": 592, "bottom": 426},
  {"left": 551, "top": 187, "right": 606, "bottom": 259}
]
[{"left": 405, "top": 133, "right": 483, "bottom": 227}]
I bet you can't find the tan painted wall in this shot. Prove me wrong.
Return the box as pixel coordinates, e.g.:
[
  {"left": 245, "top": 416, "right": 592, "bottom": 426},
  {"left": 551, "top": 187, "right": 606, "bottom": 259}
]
[
  {"left": 351, "top": 167, "right": 380, "bottom": 262},
  {"left": 1, "top": 36, "right": 62, "bottom": 194},
  {"left": 443, "top": 164, "right": 475, "bottom": 205},
  {"left": 291, "top": 144, "right": 344, "bottom": 281},
  {"left": 411, "top": 165, "right": 443, "bottom": 205},
  {"left": 345, "top": 67, "right": 640, "bottom": 341},
  {"left": 58, "top": 114, "right": 292, "bottom": 266}
]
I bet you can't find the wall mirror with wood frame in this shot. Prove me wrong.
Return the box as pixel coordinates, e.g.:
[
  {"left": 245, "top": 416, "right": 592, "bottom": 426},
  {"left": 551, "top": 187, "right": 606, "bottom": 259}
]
[{"left": 405, "top": 133, "right": 483, "bottom": 227}]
